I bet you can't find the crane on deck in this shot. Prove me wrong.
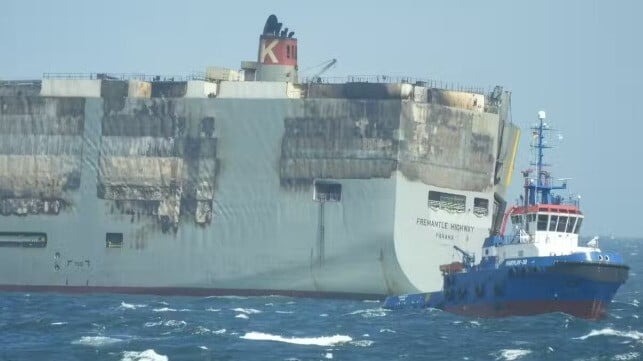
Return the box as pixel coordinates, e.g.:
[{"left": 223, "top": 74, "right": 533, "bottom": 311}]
[{"left": 306, "top": 58, "right": 337, "bottom": 83}]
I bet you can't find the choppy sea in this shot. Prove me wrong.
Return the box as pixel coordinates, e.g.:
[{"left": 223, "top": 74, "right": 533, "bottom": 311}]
[{"left": 0, "top": 239, "right": 641, "bottom": 361}]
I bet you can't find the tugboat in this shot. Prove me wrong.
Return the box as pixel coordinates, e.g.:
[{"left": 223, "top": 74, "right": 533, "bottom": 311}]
[{"left": 384, "top": 111, "right": 629, "bottom": 319}]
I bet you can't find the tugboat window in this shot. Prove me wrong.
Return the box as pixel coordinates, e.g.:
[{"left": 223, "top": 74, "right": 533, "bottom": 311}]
[
  {"left": 574, "top": 218, "right": 583, "bottom": 234},
  {"left": 549, "top": 215, "right": 558, "bottom": 232},
  {"left": 314, "top": 181, "right": 342, "bottom": 202},
  {"left": 537, "top": 215, "right": 548, "bottom": 231},
  {"left": 511, "top": 215, "right": 520, "bottom": 225},
  {"left": 566, "top": 217, "right": 576, "bottom": 233},
  {"left": 557, "top": 216, "right": 568, "bottom": 233}
]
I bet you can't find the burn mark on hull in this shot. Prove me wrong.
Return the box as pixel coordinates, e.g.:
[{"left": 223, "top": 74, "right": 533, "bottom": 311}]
[
  {"left": 99, "top": 99, "right": 218, "bottom": 232},
  {"left": 398, "top": 102, "right": 497, "bottom": 192},
  {"left": 280, "top": 99, "right": 400, "bottom": 184},
  {"left": 0, "top": 96, "right": 85, "bottom": 216},
  {"left": 279, "top": 98, "right": 499, "bottom": 192}
]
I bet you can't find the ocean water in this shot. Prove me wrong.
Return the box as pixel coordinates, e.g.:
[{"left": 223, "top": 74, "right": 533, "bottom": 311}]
[{"left": 0, "top": 239, "right": 641, "bottom": 361}]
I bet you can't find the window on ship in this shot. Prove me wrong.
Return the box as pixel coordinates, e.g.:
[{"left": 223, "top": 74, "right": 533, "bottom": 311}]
[
  {"left": 549, "top": 215, "right": 559, "bottom": 232},
  {"left": 511, "top": 215, "right": 520, "bottom": 225},
  {"left": 537, "top": 214, "right": 548, "bottom": 231},
  {"left": 314, "top": 181, "right": 342, "bottom": 202},
  {"left": 574, "top": 218, "right": 583, "bottom": 234},
  {"left": 557, "top": 216, "right": 568, "bottom": 233},
  {"left": 0, "top": 232, "right": 47, "bottom": 248},
  {"left": 566, "top": 217, "right": 577, "bottom": 233},
  {"left": 473, "top": 198, "right": 489, "bottom": 217},
  {"left": 428, "top": 191, "right": 466, "bottom": 213},
  {"left": 106, "top": 233, "right": 123, "bottom": 248}
]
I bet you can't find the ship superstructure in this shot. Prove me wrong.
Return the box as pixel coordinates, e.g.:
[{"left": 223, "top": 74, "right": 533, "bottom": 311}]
[{"left": 0, "top": 15, "right": 519, "bottom": 297}]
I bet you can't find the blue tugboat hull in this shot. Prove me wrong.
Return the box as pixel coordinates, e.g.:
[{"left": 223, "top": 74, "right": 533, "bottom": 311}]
[{"left": 383, "top": 258, "right": 629, "bottom": 319}]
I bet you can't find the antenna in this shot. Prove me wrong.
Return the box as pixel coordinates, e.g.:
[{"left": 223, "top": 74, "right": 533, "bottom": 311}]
[
  {"left": 521, "top": 110, "right": 568, "bottom": 206},
  {"left": 536, "top": 110, "right": 546, "bottom": 188}
]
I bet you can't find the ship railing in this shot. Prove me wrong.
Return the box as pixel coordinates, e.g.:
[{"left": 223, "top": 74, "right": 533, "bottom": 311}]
[
  {"left": 303, "top": 75, "right": 486, "bottom": 94},
  {"left": 42, "top": 72, "right": 208, "bottom": 82},
  {"left": 0, "top": 79, "right": 42, "bottom": 87}
]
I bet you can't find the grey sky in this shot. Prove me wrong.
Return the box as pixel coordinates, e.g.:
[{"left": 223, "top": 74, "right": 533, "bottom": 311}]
[{"left": 2, "top": 0, "right": 641, "bottom": 237}]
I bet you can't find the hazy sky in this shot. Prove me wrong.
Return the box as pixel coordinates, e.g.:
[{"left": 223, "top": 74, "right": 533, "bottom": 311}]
[{"left": 2, "top": 0, "right": 641, "bottom": 237}]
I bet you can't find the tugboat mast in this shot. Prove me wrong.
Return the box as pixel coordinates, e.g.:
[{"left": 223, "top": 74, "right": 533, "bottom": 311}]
[{"left": 524, "top": 110, "right": 566, "bottom": 206}]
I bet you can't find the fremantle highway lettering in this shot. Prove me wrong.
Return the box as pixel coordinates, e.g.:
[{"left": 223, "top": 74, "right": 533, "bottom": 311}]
[
  {"left": 416, "top": 218, "right": 474, "bottom": 240},
  {"left": 416, "top": 218, "right": 475, "bottom": 232}
]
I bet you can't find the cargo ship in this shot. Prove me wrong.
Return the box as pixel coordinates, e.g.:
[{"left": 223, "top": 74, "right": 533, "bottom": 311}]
[
  {"left": 0, "top": 15, "right": 519, "bottom": 298},
  {"left": 383, "top": 111, "right": 629, "bottom": 318}
]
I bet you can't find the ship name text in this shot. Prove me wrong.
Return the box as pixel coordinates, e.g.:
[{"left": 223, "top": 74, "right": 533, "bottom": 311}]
[
  {"left": 415, "top": 218, "right": 475, "bottom": 233},
  {"left": 505, "top": 259, "right": 528, "bottom": 266}
]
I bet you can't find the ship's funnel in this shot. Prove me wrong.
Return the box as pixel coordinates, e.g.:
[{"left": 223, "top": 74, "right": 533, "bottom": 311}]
[{"left": 256, "top": 15, "right": 298, "bottom": 83}]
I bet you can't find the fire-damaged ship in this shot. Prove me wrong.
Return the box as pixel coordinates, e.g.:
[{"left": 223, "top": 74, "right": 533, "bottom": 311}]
[{"left": 0, "top": 15, "right": 520, "bottom": 298}]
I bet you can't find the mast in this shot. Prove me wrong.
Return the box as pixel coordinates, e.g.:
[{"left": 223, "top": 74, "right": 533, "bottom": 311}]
[
  {"left": 524, "top": 110, "right": 566, "bottom": 206},
  {"left": 536, "top": 110, "right": 545, "bottom": 189}
]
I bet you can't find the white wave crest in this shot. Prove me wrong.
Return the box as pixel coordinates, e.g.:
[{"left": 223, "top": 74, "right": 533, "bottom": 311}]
[
  {"left": 213, "top": 328, "right": 226, "bottom": 334},
  {"left": 199, "top": 346, "right": 208, "bottom": 350},
  {"left": 350, "top": 340, "right": 374, "bottom": 347},
  {"left": 275, "top": 310, "right": 294, "bottom": 314},
  {"left": 232, "top": 308, "right": 262, "bottom": 314},
  {"left": 493, "top": 349, "right": 532, "bottom": 361},
  {"left": 379, "top": 328, "right": 396, "bottom": 333},
  {"left": 574, "top": 328, "right": 643, "bottom": 342},
  {"left": 240, "top": 331, "right": 352, "bottom": 346},
  {"left": 72, "top": 336, "right": 123, "bottom": 347},
  {"left": 121, "top": 349, "right": 168, "bottom": 361},
  {"left": 144, "top": 320, "right": 186, "bottom": 328},
  {"left": 51, "top": 322, "right": 67, "bottom": 326},
  {"left": 235, "top": 314, "right": 249, "bottom": 319},
  {"left": 324, "top": 352, "right": 333, "bottom": 359},
  {"left": 347, "top": 308, "right": 387, "bottom": 318},
  {"left": 205, "top": 308, "right": 221, "bottom": 312},
  {"left": 613, "top": 352, "right": 640, "bottom": 360},
  {"left": 194, "top": 326, "right": 211, "bottom": 335},
  {"left": 152, "top": 307, "right": 177, "bottom": 312},
  {"left": 119, "top": 302, "right": 147, "bottom": 310},
  {"left": 164, "top": 320, "right": 187, "bottom": 328}
]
